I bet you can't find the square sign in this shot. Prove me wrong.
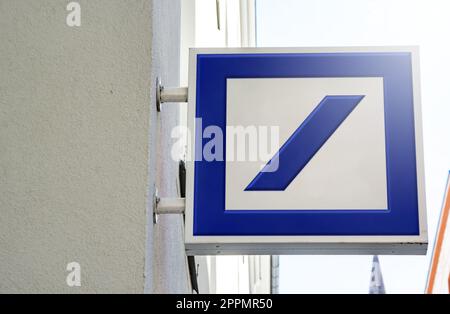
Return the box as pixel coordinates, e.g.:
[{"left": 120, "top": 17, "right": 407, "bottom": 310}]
[{"left": 185, "top": 47, "right": 427, "bottom": 255}]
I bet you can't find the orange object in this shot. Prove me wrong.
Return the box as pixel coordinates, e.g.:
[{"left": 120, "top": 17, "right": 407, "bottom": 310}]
[{"left": 426, "top": 172, "right": 450, "bottom": 294}]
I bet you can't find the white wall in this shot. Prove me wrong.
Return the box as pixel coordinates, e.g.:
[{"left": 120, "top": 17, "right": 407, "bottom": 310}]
[
  {"left": 0, "top": 0, "right": 188, "bottom": 293},
  {"left": 148, "top": 0, "right": 191, "bottom": 294}
]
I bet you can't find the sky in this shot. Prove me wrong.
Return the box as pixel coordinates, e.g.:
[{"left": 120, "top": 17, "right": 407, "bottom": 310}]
[{"left": 256, "top": 0, "right": 450, "bottom": 293}]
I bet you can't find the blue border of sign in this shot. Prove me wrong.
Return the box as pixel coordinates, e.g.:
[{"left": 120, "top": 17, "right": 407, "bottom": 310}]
[{"left": 193, "top": 52, "right": 419, "bottom": 236}]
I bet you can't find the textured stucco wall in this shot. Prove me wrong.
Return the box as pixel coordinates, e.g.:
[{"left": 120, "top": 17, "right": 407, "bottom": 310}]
[
  {"left": 146, "top": 0, "right": 190, "bottom": 294},
  {"left": 0, "top": 0, "right": 167, "bottom": 293}
]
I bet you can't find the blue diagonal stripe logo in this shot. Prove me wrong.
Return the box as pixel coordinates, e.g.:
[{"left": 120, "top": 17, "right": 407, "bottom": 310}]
[{"left": 245, "top": 95, "right": 365, "bottom": 191}]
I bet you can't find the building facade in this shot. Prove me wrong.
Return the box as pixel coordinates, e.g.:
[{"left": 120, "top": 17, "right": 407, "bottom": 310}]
[{"left": 0, "top": 0, "right": 269, "bottom": 294}]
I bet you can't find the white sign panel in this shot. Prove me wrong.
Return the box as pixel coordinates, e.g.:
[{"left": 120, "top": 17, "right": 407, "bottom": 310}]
[{"left": 184, "top": 47, "right": 427, "bottom": 255}]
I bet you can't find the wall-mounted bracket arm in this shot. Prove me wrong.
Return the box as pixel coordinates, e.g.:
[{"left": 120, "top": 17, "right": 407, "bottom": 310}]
[
  {"left": 156, "top": 77, "right": 188, "bottom": 112},
  {"left": 153, "top": 188, "right": 186, "bottom": 223},
  {"left": 156, "top": 197, "right": 186, "bottom": 214}
]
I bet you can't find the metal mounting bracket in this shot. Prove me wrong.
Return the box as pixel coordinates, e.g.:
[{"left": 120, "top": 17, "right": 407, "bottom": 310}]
[
  {"left": 156, "top": 77, "right": 188, "bottom": 112},
  {"left": 153, "top": 188, "right": 186, "bottom": 224}
]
